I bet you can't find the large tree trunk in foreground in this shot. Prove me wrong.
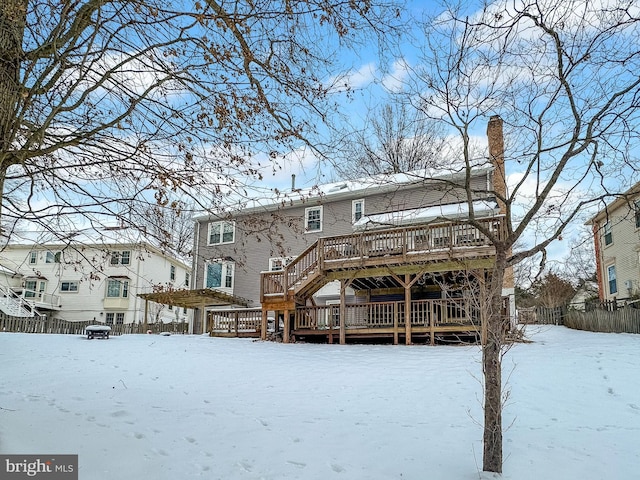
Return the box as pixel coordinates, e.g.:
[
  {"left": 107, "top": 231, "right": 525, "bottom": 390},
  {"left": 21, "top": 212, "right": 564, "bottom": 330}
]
[
  {"left": 483, "top": 247, "right": 508, "bottom": 473},
  {"left": 0, "top": 0, "right": 27, "bottom": 224}
]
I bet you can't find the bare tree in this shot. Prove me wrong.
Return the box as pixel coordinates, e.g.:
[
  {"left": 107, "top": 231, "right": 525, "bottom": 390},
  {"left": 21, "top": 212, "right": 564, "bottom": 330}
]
[
  {"left": 0, "top": 0, "right": 403, "bottom": 241},
  {"left": 530, "top": 272, "right": 576, "bottom": 309},
  {"left": 125, "top": 200, "right": 195, "bottom": 258},
  {"left": 335, "top": 99, "right": 447, "bottom": 178},
  {"left": 410, "top": 0, "right": 640, "bottom": 473}
]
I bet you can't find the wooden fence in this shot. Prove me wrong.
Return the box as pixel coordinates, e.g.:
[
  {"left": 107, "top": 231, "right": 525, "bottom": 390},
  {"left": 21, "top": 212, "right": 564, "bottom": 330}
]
[
  {"left": 0, "top": 315, "right": 189, "bottom": 336},
  {"left": 517, "top": 306, "right": 565, "bottom": 325},
  {"left": 564, "top": 307, "right": 640, "bottom": 334}
]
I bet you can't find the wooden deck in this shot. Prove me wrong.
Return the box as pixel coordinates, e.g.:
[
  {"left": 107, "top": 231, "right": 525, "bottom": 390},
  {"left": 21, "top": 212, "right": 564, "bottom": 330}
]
[
  {"left": 206, "top": 299, "right": 481, "bottom": 344},
  {"left": 260, "top": 217, "right": 505, "bottom": 306},
  {"left": 207, "top": 217, "right": 504, "bottom": 344},
  {"left": 294, "top": 298, "right": 480, "bottom": 345}
]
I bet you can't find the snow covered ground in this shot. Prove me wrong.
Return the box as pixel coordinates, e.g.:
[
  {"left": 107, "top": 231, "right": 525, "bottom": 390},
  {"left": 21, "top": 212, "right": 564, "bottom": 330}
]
[{"left": 0, "top": 326, "right": 638, "bottom": 480}]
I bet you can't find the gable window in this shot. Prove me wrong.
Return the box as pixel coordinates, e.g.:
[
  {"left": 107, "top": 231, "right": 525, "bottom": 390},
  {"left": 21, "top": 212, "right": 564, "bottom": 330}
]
[
  {"left": 352, "top": 199, "right": 364, "bottom": 223},
  {"left": 28, "top": 252, "right": 37, "bottom": 265},
  {"left": 607, "top": 265, "right": 617, "bottom": 295},
  {"left": 170, "top": 265, "right": 176, "bottom": 281},
  {"left": 208, "top": 221, "right": 235, "bottom": 245},
  {"left": 305, "top": 206, "right": 323, "bottom": 233},
  {"left": 106, "top": 279, "right": 129, "bottom": 298},
  {"left": 110, "top": 251, "right": 131, "bottom": 265},
  {"left": 45, "top": 251, "right": 61, "bottom": 263},
  {"left": 61, "top": 281, "right": 79, "bottom": 293},
  {"left": 205, "top": 260, "right": 234, "bottom": 292},
  {"left": 635, "top": 200, "right": 640, "bottom": 229},
  {"left": 603, "top": 222, "right": 613, "bottom": 246}
]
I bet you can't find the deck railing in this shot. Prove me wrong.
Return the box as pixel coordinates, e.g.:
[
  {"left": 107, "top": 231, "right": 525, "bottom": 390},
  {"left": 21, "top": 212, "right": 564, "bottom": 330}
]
[
  {"left": 295, "top": 298, "right": 477, "bottom": 330},
  {"left": 261, "top": 216, "right": 505, "bottom": 299},
  {"left": 208, "top": 308, "right": 263, "bottom": 333}
]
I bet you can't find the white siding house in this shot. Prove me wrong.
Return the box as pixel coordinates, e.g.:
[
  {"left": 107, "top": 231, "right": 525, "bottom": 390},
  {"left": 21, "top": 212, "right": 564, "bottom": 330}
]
[
  {"left": 589, "top": 183, "right": 640, "bottom": 302},
  {"left": 0, "top": 228, "right": 193, "bottom": 328}
]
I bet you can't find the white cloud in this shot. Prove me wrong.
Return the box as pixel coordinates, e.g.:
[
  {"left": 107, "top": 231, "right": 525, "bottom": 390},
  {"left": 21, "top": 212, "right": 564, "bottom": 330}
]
[{"left": 381, "top": 58, "right": 410, "bottom": 92}]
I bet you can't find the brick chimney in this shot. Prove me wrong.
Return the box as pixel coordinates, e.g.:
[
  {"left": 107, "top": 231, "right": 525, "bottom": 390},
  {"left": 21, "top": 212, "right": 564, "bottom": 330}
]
[
  {"left": 486, "top": 115, "right": 514, "bottom": 291},
  {"left": 487, "top": 115, "right": 507, "bottom": 214}
]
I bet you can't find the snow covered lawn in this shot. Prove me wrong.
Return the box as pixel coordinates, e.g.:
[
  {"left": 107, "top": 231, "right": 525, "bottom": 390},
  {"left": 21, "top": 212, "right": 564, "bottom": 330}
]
[{"left": 0, "top": 326, "right": 638, "bottom": 479}]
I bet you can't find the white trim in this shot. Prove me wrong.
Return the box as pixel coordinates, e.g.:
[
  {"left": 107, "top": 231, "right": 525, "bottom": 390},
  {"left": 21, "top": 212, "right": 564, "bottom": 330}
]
[
  {"left": 207, "top": 221, "right": 236, "bottom": 245},
  {"left": 204, "top": 259, "right": 235, "bottom": 294},
  {"left": 352, "top": 199, "right": 364, "bottom": 224},
  {"left": 304, "top": 206, "right": 323, "bottom": 233}
]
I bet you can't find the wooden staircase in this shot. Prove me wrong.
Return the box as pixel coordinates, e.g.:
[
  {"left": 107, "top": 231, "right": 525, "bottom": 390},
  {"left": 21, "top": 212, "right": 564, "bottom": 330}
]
[{"left": 260, "top": 216, "right": 505, "bottom": 309}]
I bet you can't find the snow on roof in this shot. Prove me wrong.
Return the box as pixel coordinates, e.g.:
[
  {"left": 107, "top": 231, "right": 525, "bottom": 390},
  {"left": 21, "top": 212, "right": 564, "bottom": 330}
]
[
  {"left": 0, "top": 228, "right": 189, "bottom": 266},
  {"left": 353, "top": 200, "right": 500, "bottom": 230},
  {"left": 195, "top": 164, "right": 495, "bottom": 220}
]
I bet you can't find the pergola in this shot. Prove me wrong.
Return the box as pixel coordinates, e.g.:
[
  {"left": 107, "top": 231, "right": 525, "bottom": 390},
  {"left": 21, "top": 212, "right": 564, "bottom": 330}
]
[{"left": 137, "top": 288, "right": 250, "bottom": 333}]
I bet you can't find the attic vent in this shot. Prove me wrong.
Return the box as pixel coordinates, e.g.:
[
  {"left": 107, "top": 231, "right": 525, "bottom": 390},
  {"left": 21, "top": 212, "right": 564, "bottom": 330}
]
[{"left": 328, "top": 183, "right": 348, "bottom": 193}]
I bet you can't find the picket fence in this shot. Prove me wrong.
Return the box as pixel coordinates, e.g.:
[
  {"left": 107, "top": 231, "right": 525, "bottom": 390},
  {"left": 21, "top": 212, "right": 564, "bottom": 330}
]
[
  {"left": 564, "top": 307, "right": 640, "bottom": 335},
  {"left": 0, "top": 314, "right": 189, "bottom": 336}
]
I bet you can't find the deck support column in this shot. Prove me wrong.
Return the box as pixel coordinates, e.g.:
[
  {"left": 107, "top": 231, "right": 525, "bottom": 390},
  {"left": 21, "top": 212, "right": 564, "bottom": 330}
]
[
  {"left": 404, "top": 274, "right": 412, "bottom": 345},
  {"left": 393, "top": 303, "right": 398, "bottom": 345},
  {"left": 339, "top": 280, "right": 346, "bottom": 345},
  {"left": 261, "top": 309, "right": 268, "bottom": 340},
  {"left": 283, "top": 309, "right": 290, "bottom": 343}
]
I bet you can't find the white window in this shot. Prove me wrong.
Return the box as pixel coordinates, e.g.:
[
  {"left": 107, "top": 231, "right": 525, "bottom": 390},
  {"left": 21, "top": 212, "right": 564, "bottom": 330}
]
[
  {"left": 116, "top": 312, "right": 125, "bottom": 324},
  {"left": 269, "top": 257, "right": 292, "bottom": 271},
  {"left": 170, "top": 265, "right": 176, "bottom": 281},
  {"left": 45, "top": 251, "right": 61, "bottom": 263},
  {"left": 205, "top": 260, "right": 234, "bottom": 292},
  {"left": 352, "top": 199, "right": 364, "bottom": 223},
  {"left": 208, "top": 221, "right": 235, "bottom": 245},
  {"left": 106, "top": 279, "right": 129, "bottom": 298},
  {"left": 61, "top": 281, "right": 79, "bottom": 293},
  {"left": 185, "top": 272, "right": 190, "bottom": 287},
  {"left": 635, "top": 200, "right": 640, "bottom": 229},
  {"left": 603, "top": 222, "right": 613, "bottom": 246},
  {"left": 305, "top": 206, "right": 323, "bottom": 232},
  {"left": 607, "top": 265, "right": 617, "bottom": 295},
  {"left": 105, "top": 312, "right": 114, "bottom": 325},
  {"left": 24, "top": 279, "right": 46, "bottom": 298},
  {"left": 110, "top": 251, "right": 131, "bottom": 265},
  {"left": 28, "top": 252, "right": 37, "bottom": 265}
]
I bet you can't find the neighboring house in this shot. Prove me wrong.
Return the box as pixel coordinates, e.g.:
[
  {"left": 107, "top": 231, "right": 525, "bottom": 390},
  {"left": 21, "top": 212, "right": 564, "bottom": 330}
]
[
  {"left": 589, "top": 182, "right": 640, "bottom": 302},
  {"left": 192, "top": 116, "right": 515, "bottom": 344},
  {"left": 0, "top": 227, "right": 193, "bottom": 329},
  {"left": 568, "top": 281, "right": 599, "bottom": 310}
]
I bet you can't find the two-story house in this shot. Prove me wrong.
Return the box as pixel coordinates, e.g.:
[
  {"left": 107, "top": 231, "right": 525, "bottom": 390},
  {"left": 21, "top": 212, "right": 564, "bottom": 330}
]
[
  {"left": 589, "top": 182, "right": 640, "bottom": 302},
  {"left": 192, "top": 117, "right": 515, "bottom": 344},
  {"left": 0, "top": 227, "right": 193, "bottom": 329}
]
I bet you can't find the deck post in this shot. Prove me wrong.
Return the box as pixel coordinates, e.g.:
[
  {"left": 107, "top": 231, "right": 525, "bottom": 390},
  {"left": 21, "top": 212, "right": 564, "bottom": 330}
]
[
  {"left": 261, "top": 309, "right": 268, "bottom": 340},
  {"left": 430, "top": 301, "right": 435, "bottom": 345},
  {"left": 404, "top": 275, "right": 412, "bottom": 345},
  {"left": 339, "top": 280, "right": 346, "bottom": 345},
  {"left": 393, "top": 302, "right": 398, "bottom": 345},
  {"left": 283, "top": 309, "right": 290, "bottom": 343}
]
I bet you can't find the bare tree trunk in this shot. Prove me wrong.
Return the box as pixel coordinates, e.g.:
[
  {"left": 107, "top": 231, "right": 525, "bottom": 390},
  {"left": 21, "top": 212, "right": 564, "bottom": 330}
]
[
  {"left": 0, "top": 0, "right": 27, "bottom": 223},
  {"left": 482, "top": 247, "right": 507, "bottom": 473}
]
